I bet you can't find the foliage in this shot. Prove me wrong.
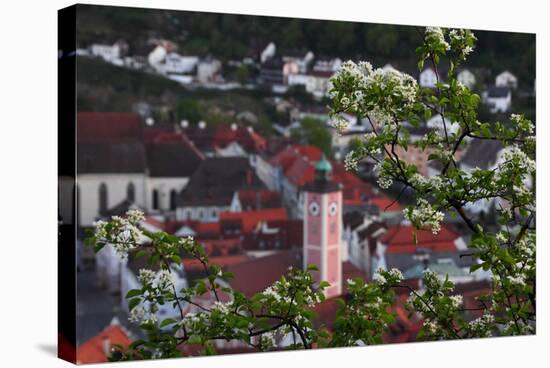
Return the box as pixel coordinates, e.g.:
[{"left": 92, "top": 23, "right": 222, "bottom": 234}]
[
  {"left": 85, "top": 26, "right": 536, "bottom": 360},
  {"left": 290, "top": 117, "right": 334, "bottom": 156},
  {"left": 330, "top": 26, "right": 535, "bottom": 339},
  {"left": 87, "top": 209, "right": 400, "bottom": 360}
]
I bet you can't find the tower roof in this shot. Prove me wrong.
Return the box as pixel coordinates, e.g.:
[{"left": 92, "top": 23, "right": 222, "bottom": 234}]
[{"left": 303, "top": 156, "right": 340, "bottom": 193}]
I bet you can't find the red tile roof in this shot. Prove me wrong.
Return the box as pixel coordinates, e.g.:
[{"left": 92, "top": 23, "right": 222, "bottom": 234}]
[
  {"left": 77, "top": 112, "right": 142, "bottom": 143},
  {"left": 183, "top": 254, "right": 251, "bottom": 272},
  {"left": 226, "top": 250, "right": 302, "bottom": 297},
  {"left": 76, "top": 325, "right": 131, "bottom": 364},
  {"left": 186, "top": 125, "right": 267, "bottom": 153},
  {"left": 381, "top": 224, "right": 461, "bottom": 254},
  {"left": 238, "top": 189, "right": 282, "bottom": 210},
  {"left": 270, "top": 144, "right": 375, "bottom": 200},
  {"left": 220, "top": 208, "right": 288, "bottom": 234}
]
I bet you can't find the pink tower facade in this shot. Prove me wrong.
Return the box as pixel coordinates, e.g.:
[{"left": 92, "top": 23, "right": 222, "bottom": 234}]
[{"left": 303, "top": 158, "right": 342, "bottom": 298}]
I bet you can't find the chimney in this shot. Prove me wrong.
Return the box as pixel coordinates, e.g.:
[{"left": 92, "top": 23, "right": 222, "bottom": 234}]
[
  {"left": 102, "top": 336, "right": 111, "bottom": 356},
  {"left": 246, "top": 170, "right": 252, "bottom": 185}
]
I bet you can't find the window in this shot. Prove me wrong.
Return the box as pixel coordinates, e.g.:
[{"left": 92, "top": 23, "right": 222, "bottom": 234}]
[
  {"left": 99, "top": 183, "right": 108, "bottom": 214},
  {"left": 169, "top": 189, "right": 177, "bottom": 210},
  {"left": 152, "top": 189, "right": 159, "bottom": 210},
  {"left": 127, "top": 182, "right": 135, "bottom": 202}
]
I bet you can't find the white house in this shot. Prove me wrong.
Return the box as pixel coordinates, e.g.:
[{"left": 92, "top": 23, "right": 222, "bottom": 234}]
[
  {"left": 419, "top": 68, "right": 438, "bottom": 88},
  {"left": 457, "top": 69, "right": 476, "bottom": 89},
  {"left": 175, "top": 157, "right": 265, "bottom": 222},
  {"left": 155, "top": 53, "right": 199, "bottom": 75},
  {"left": 483, "top": 86, "right": 512, "bottom": 113},
  {"left": 148, "top": 45, "right": 167, "bottom": 69},
  {"left": 305, "top": 70, "right": 334, "bottom": 99},
  {"left": 90, "top": 42, "right": 122, "bottom": 63},
  {"left": 260, "top": 42, "right": 276, "bottom": 64},
  {"left": 495, "top": 70, "right": 518, "bottom": 89},
  {"left": 197, "top": 59, "right": 222, "bottom": 84}
]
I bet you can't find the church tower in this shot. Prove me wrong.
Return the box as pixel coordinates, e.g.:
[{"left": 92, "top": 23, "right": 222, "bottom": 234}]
[{"left": 303, "top": 156, "right": 342, "bottom": 298}]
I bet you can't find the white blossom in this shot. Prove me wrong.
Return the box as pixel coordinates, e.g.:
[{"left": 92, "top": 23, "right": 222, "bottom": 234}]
[
  {"left": 403, "top": 198, "right": 445, "bottom": 234},
  {"left": 344, "top": 152, "right": 359, "bottom": 171},
  {"left": 138, "top": 269, "right": 156, "bottom": 285},
  {"left": 449, "top": 294, "right": 463, "bottom": 309},
  {"left": 425, "top": 27, "right": 450, "bottom": 51}
]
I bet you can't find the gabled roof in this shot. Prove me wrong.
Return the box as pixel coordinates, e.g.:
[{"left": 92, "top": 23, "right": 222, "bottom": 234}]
[
  {"left": 184, "top": 125, "right": 267, "bottom": 153},
  {"left": 77, "top": 142, "right": 147, "bottom": 174},
  {"left": 487, "top": 86, "right": 511, "bottom": 98},
  {"left": 77, "top": 112, "right": 142, "bottom": 143},
  {"left": 460, "top": 139, "right": 503, "bottom": 169},
  {"left": 177, "top": 157, "right": 265, "bottom": 207},
  {"left": 145, "top": 136, "right": 204, "bottom": 177},
  {"left": 76, "top": 325, "right": 131, "bottom": 364},
  {"left": 381, "top": 224, "right": 461, "bottom": 254}
]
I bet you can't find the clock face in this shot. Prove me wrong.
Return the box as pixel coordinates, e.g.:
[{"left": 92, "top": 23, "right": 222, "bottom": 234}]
[
  {"left": 309, "top": 201, "right": 320, "bottom": 216},
  {"left": 328, "top": 202, "right": 338, "bottom": 216}
]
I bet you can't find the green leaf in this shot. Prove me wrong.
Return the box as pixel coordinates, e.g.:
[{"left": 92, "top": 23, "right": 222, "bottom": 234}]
[
  {"left": 307, "top": 264, "right": 318, "bottom": 271},
  {"left": 188, "top": 335, "right": 202, "bottom": 344},
  {"left": 94, "top": 242, "right": 106, "bottom": 253},
  {"left": 171, "top": 255, "right": 182, "bottom": 264},
  {"left": 128, "top": 297, "right": 141, "bottom": 311},
  {"left": 126, "top": 289, "right": 142, "bottom": 299},
  {"left": 160, "top": 318, "right": 177, "bottom": 328}
]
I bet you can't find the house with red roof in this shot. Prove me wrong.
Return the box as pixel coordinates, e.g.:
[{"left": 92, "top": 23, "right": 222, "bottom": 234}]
[
  {"left": 263, "top": 144, "right": 376, "bottom": 218},
  {"left": 373, "top": 223, "right": 471, "bottom": 278},
  {"left": 76, "top": 323, "right": 131, "bottom": 364}
]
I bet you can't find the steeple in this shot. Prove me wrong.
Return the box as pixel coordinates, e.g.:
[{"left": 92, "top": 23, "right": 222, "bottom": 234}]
[
  {"left": 314, "top": 154, "right": 332, "bottom": 183},
  {"left": 303, "top": 154, "right": 343, "bottom": 298}
]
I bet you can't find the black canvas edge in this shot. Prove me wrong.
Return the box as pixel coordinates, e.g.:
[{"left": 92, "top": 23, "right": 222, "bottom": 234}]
[{"left": 58, "top": 4, "right": 77, "bottom": 364}]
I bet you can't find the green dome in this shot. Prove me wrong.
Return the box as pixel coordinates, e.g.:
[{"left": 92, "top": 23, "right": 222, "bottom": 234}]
[
  {"left": 315, "top": 157, "right": 332, "bottom": 172},
  {"left": 314, "top": 156, "right": 333, "bottom": 183}
]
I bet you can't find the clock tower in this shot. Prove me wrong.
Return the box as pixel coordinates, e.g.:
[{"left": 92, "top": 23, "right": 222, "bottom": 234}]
[{"left": 303, "top": 156, "right": 342, "bottom": 298}]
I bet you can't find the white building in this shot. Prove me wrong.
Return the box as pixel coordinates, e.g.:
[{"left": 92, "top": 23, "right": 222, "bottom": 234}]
[
  {"left": 495, "top": 70, "right": 518, "bottom": 89},
  {"left": 155, "top": 53, "right": 199, "bottom": 75},
  {"left": 419, "top": 68, "right": 438, "bottom": 88},
  {"left": 77, "top": 113, "right": 203, "bottom": 226},
  {"left": 457, "top": 69, "right": 476, "bottom": 89},
  {"left": 483, "top": 86, "right": 512, "bottom": 113},
  {"left": 197, "top": 59, "right": 222, "bottom": 84},
  {"left": 90, "top": 42, "right": 121, "bottom": 63},
  {"left": 175, "top": 157, "right": 265, "bottom": 222},
  {"left": 261, "top": 42, "right": 277, "bottom": 64}
]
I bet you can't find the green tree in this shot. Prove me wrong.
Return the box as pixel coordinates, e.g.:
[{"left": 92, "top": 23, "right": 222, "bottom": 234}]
[
  {"left": 290, "top": 117, "right": 333, "bottom": 157},
  {"left": 87, "top": 27, "right": 535, "bottom": 360},
  {"left": 332, "top": 27, "right": 535, "bottom": 338}
]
